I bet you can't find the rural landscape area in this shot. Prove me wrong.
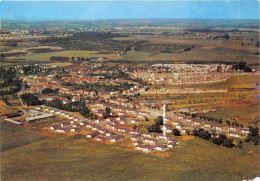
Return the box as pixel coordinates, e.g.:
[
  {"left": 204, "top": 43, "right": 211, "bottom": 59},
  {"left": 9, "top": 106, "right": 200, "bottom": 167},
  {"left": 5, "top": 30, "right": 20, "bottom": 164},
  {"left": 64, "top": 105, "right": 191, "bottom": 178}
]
[{"left": 0, "top": 1, "right": 259, "bottom": 181}]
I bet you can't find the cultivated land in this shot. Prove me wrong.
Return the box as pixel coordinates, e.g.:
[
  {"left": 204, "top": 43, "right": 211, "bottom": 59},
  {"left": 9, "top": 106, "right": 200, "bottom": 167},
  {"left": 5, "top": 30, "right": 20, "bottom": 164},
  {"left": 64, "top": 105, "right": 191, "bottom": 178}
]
[
  {"left": 0, "top": 19, "right": 259, "bottom": 180},
  {"left": 1, "top": 128, "right": 259, "bottom": 181}
]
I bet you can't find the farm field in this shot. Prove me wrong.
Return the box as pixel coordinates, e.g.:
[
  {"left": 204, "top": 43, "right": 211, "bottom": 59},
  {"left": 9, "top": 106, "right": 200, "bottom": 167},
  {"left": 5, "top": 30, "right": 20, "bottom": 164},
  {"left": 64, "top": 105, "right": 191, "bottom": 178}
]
[
  {"left": 7, "top": 50, "right": 118, "bottom": 62},
  {"left": 0, "top": 120, "right": 47, "bottom": 152},
  {"left": 1, "top": 128, "right": 259, "bottom": 181},
  {"left": 118, "top": 47, "right": 259, "bottom": 64}
]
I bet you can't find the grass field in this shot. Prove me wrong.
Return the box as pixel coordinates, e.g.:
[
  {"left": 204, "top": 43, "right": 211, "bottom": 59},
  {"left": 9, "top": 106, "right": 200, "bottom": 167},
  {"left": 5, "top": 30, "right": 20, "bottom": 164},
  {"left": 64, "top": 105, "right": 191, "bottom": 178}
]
[{"left": 1, "top": 129, "right": 259, "bottom": 181}]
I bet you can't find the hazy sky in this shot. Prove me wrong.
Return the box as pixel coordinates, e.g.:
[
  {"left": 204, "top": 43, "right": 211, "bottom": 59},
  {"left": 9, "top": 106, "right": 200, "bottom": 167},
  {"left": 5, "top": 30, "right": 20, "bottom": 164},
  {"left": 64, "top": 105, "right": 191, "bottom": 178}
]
[{"left": 0, "top": 0, "right": 259, "bottom": 20}]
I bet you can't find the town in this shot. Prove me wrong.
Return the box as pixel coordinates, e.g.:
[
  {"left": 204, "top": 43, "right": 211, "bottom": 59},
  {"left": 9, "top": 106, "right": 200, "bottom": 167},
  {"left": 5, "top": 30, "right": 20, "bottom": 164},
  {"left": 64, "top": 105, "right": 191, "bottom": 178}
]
[{"left": 2, "top": 60, "right": 258, "bottom": 154}]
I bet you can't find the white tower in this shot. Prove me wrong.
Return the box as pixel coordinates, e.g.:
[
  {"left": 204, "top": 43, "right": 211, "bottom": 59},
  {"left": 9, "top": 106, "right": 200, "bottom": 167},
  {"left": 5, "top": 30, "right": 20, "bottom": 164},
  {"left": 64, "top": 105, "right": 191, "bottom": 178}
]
[{"left": 163, "top": 104, "right": 166, "bottom": 138}]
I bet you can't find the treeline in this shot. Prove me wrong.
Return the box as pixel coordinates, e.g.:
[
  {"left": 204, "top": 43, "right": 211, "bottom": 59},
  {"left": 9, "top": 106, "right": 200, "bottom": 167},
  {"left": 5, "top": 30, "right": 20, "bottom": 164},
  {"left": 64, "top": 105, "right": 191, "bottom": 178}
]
[
  {"left": 245, "top": 126, "right": 259, "bottom": 145},
  {"left": 50, "top": 56, "right": 69, "bottom": 61},
  {"left": 0, "top": 67, "right": 21, "bottom": 95},
  {"left": 199, "top": 114, "right": 244, "bottom": 128},
  {"left": 193, "top": 128, "right": 235, "bottom": 148},
  {"left": 46, "top": 98, "right": 90, "bottom": 117},
  {"left": 232, "top": 62, "right": 252, "bottom": 72},
  {"left": 21, "top": 93, "right": 43, "bottom": 106},
  {"left": 134, "top": 43, "right": 194, "bottom": 53},
  {"left": 22, "top": 65, "right": 42, "bottom": 74},
  {"left": 42, "top": 88, "right": 59, "bottom": 94},
  {"left": 229, "top": 87, "right": 255, "bottom": 91}
]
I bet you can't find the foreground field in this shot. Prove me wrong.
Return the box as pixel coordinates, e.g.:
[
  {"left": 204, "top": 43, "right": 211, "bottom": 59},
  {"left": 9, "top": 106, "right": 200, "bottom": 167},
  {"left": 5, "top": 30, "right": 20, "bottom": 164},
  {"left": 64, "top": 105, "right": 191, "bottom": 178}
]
[{"left": 1, "top": 122, "right": 259, "bottom": 181}]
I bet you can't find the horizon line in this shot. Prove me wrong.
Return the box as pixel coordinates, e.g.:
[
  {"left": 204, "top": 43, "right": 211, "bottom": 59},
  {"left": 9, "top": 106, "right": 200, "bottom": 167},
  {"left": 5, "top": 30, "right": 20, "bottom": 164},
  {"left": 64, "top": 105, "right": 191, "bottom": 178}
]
[{"left": 1, "top": 18, "right": 259, "bottom": 21}]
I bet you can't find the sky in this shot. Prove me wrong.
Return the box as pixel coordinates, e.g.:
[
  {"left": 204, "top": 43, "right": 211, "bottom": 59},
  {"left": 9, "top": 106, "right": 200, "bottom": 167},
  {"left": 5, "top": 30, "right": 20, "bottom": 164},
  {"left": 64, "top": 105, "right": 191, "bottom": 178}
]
[{"left": 0, "top": 0, "right": 259, "bottom": 20}]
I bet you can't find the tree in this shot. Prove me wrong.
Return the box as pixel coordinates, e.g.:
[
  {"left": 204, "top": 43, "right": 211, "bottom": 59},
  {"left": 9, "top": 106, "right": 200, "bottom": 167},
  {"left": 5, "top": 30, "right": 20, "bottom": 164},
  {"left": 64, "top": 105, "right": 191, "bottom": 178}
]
[
  {"left": 11, "top": 42, "right": 17, "bottom": 47},
  {"left": 222, "top": 139, "right": 234, "bottom": 148},
  {"left": 105, "top": 107, "right": 111, "bottom": 117},
  {"left": 155, "top": 116, "right": 163, "bottom": 125},
  {"left": 238, "top": 140, "right": 243, "bottom": 148},
  {"left": 172, "top": 129, "right": 181, "bottom": 136}
]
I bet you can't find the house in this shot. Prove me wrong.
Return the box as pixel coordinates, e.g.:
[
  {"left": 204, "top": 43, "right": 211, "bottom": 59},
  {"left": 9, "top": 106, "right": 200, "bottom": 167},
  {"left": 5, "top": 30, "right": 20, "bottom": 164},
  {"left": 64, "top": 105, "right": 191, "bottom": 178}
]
[
  {"left": 130, "top": 119, "right": 140, "bottom": 124},
  {"left": 215, "top": 125, "right": 223, "bottom": 131},
  {"left": 168, "top": 138, "right": 177, "bottom": 143},
  {"left": 130, "top": 130, "right": 141, "bottom": 135},
  {"left": 177, "top": 114, "right": 185, "bottom": 119},
  {"left": 204, "top": 123, "right": 212, "bottom": 128},
  {"left": 110, "top": 135, "right": 124, "bottom": 142},
  {"left": 60, "top": 121, "right": 70, "bottom": 127},
  {"left": 95, "top": 136, "right": 105, "bottom": 141},
  {"left": 72, "top": 123, "right": 80, "bottom": 128},
  {"left": 240, "top": 128, "right": 250, "bottom": 135},
  {"left": 73, "top": 117, "right": 79, "bottom": 121},
  {"left": 228, "top": 132, "right": 242, "bottom": 138},
  {"left": 180, "top": 108, "right": 189, "bottom": 113},
  {"left": 142, "top": 132, "right": 155, "bottom": 138},
  {"left": 55, "top": 128, "right": 69, "bottom": 133},
  {"left": 192, "top": 120, "right": 201, "bottom": 126},
  {"left": 106, "top": 117, "right": 114, "bottom": 122},
  {"left": 157, "top": 134, "right": 171, "bottom": 140},
  {"left": 143, "top": 138, "right": 158, "bottom": 144},
  {"left": 185, "top": 118, "right": 193, "bottom": 122},
  {"left": 117, "top": 127, "right": 129, "bottom": 133},
  {"left": 139, "top": 111, "right": 150, "bottom": 116},
  {"left": 134, "top": 140, "right": 143, "bottom": 146},
  {"left": 50, "top": 124, "right": 60, "bottom": 130},
  {"left": 35, "top": 106, "right": 42, "bottom": 110},
  {"left": 98, "top": 128, "right": 108, "bottom": 134},
  {"left": 228, "top": 126, "right": 237, "bottom": 131},
  {"left": 79, "top": 121, "right": 87, "bottom": 126},
  {"left": 86, "top": 123, "right": 94, "bottom": 128},
  {"left": 172, "top": 121, "right": 182, "bottom": 126},
  {"left": 131, "top": 136, "right": 140, "bottom": 141},
  {"left": 166, "top": 125, "right": 173, "bottom": 133},
  {"left": 106, "top": 131, "right": 115, "bottom": 137},
  {"left": 69, "top": 119, "right": 75, "bottom": 124},
  {"left": 181, "top": 128, "right": 190, "bottom": 134},
  {"left": 167, "top": 142, "right": 176, "bottom": 148},
  {"left": 95, "top": 119, "right": 103, "bottom": 123},
  {"left": 92, "top": 125, "right": 101, "bottom": 131},
  {"left": 135, "top": 145, "right": 153, "bottom": 152},
  {"left": 71, "top": 127, "right": 79, "bottom": 132},
  {"left": 213, "top": 132, "right": 225, "bottom": 138},
  {"left": 86, "top": 131, "right": 99, "bottom": 138},
  {"left": 176, "top": 124, "right": 183, "bottom": 129},
  {"left": 120, "top": 120, "right": 128, "bottom": 124},
  {"left": 154, "top": 144, "right": 167, "bottom": 151}
]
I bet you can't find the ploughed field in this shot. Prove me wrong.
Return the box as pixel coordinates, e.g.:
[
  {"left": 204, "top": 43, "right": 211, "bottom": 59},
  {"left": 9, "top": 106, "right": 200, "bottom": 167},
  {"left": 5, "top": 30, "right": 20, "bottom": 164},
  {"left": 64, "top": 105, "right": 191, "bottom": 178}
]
[{"left": 1, "top": 120, "right": 259, "bottom": 181}]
